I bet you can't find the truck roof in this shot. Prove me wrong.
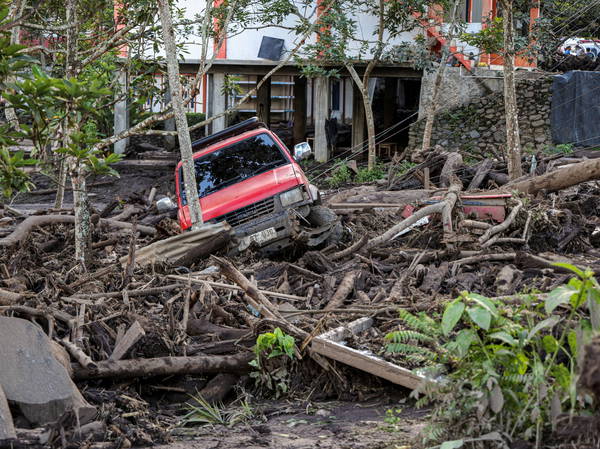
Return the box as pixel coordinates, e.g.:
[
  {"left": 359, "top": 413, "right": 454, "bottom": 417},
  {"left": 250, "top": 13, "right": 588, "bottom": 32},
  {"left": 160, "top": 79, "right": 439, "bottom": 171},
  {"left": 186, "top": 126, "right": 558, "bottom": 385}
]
[{"left": 190, "top": 117, "right": 266, "bottom": 151}]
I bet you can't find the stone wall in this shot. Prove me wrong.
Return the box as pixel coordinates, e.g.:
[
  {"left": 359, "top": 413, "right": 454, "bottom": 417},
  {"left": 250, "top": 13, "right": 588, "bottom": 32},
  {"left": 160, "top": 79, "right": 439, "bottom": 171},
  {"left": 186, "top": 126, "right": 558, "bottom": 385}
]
[
  {"left": 409, "top": 76, "right": 553, "bottom": 155},
  {"left": 418, "top": 67, "right": 505, "bottom": 119}
]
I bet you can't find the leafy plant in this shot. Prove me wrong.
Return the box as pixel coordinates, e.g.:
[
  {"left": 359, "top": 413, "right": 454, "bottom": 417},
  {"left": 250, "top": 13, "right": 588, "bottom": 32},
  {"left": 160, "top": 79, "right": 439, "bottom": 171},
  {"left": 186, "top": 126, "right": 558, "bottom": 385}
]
[
  {"left": 180, "top": 395, "right": 254, "bottom": 427},
  {"left": 326, "top": 163, "right": 352, "bottom": 188},
  {"left": 355, "top": 163, "right": 386, "bottom": 183},
  {"left": 0, "top": 147, "right": 37, "bottom": 199},
  {"left": 387, "top": 264, "right": 600, "bottom": 447},
  {"left": 249, "top": 328, "right": 296, "bottom": 398}
]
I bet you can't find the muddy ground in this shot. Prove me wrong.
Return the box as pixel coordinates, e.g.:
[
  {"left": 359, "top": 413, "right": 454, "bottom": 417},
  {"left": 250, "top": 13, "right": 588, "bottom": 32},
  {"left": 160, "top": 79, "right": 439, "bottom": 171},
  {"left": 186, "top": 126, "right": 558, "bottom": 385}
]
[{"left": 161, "top": 400, "right": 427, "bottom": 449}]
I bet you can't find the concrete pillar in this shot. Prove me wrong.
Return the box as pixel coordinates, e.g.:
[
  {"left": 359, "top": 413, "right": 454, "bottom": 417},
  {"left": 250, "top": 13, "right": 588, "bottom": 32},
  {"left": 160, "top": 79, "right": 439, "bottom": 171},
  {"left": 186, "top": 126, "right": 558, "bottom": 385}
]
[
  {"left": 163, "top": 88, "right": 177, "bottom": 150},
  {"left": 293, "top": 76, "right": 307, "bottom": 145},
  {"left": 314, "top": 76, "right": 329, "bottom": 162},
  {"left": 383, "top": 78, "right": 396, "bottom": 131},
  {"left": 351, "top": 83, "right": 365, "bottom": 149},
  {"left": 256, "top": 76, "right": 271, "bottom": 126},
  {"left": 113, "top": 70, "right": 129, "bottom": 154},
  {"left": 209, "top": 72, "right": 226, "bottom": 135}
]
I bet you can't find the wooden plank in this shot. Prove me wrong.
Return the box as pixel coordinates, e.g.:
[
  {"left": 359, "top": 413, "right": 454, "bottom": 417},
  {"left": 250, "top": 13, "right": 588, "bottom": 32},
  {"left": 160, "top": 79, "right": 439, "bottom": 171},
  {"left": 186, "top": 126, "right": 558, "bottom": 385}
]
[
  {"left": 311, "top": 338, "right": 426, "bottom": 390},
  {"left": 109, "top": 321, "right": 145, "bottom": 361},
  {"left": 311, "top": 317, "right": 428, "bottom": 390}
]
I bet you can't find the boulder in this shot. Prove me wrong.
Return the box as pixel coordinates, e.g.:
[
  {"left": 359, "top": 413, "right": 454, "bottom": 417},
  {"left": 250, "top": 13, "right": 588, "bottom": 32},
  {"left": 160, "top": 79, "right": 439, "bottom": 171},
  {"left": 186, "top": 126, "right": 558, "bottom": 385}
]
[
  {"left": 0, "top": 317, "right": 96, "bottom": 425},
  {"left": 0, "top": 385, "right": 15, "bottom": 441}
]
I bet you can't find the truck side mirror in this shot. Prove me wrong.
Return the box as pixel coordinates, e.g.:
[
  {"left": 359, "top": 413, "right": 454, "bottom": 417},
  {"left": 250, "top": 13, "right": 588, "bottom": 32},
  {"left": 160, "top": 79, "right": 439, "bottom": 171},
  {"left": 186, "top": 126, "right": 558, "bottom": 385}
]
[{"left": 293, "top": 142, "right": 312, "bottom": 161}]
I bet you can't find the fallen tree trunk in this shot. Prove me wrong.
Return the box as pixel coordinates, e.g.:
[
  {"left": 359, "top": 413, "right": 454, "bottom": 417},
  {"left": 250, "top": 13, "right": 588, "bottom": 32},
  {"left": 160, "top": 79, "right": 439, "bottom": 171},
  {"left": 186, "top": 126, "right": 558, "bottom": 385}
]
[
  {"left": 0, "top": 288, "right": 22, "bottom": 306},
  {"left": 503, "top": 158, "right": 600, "bottom": 195},
  {"left": 364, "top": 182, "right": 461, "bottom": 251},
  {"left": 330, "top": 236, "right": 368, "bottom": 261},
  {"left": 73, "top": 353, "right": 253, "bottom": 380},
  {"left": 329, "top": 189, "right": 434, "bottom": 206},
  {"left": 324, "top": 271, "right": 357, "bottom": 311},
  {"left": 0, "top": 215, "right": 155, "bottom": 247}
]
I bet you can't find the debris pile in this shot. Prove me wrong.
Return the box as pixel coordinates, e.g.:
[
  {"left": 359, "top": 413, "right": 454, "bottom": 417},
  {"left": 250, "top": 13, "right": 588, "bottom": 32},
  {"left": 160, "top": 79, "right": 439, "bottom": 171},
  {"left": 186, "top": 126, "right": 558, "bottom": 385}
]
[{"left": 1, "top": 148, "right": 600, "bottom": 447}]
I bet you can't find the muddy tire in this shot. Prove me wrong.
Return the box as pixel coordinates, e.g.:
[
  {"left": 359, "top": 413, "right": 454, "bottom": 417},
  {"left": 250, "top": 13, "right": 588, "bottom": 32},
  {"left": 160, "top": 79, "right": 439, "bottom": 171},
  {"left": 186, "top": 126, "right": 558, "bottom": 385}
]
[{"left": 307, "top": 205, "right": 343, "bottom": 245}]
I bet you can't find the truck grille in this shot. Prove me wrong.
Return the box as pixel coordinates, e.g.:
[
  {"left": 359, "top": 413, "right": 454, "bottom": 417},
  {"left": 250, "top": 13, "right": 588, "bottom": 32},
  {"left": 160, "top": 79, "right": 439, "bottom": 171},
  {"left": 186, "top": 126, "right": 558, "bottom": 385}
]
[{"left": 214, "top": 196, "right": 276, "bottom": 227}]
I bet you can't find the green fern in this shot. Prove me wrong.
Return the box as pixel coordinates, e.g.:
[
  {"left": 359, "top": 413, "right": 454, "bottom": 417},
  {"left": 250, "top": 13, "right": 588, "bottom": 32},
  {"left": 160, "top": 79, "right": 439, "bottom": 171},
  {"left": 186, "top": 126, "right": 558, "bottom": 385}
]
[
  {"left": 386, "top": 341, "right": 437, "bottom": 355},
  {"left": 397, "top": 309, "right": 441, "bottom": 336},
  {"left": 385, "top": 330, "right": 434, "bottom": 344}
]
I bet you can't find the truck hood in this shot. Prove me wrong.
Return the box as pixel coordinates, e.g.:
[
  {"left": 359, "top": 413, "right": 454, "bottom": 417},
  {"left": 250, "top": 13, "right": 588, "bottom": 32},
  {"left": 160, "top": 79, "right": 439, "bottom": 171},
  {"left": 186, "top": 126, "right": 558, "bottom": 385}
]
[{"left": 179, "top": 163, "right": 303, "bottom": 228}]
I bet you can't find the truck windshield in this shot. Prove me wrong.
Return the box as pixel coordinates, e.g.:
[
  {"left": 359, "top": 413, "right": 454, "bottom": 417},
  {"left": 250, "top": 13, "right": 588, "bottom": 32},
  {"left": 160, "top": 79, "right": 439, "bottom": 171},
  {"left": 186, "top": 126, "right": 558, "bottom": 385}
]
[{"left": 179, "top": 132, "right": 289, "bottom": 205}]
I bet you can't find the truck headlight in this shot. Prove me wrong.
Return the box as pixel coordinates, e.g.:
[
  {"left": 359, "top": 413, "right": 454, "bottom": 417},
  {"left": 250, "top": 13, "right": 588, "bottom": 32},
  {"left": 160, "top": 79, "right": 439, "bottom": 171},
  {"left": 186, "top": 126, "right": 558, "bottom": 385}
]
[{"left": 280, "top": 187, "right": 304, "bottom": 207}]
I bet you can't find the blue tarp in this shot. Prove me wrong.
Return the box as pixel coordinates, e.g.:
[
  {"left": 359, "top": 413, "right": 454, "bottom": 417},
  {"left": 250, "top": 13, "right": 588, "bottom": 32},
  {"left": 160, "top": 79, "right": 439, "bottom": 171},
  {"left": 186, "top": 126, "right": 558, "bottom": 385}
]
[{"left": 551, "top": 70, "right": 600, "bottom": 147}]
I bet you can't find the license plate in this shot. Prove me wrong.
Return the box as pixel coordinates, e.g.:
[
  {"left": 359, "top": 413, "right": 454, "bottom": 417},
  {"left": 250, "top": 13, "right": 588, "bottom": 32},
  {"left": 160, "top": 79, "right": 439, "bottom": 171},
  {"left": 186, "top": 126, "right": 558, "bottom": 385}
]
[{"left": 248, "top": 227, "right": 277, "bottom": 245}]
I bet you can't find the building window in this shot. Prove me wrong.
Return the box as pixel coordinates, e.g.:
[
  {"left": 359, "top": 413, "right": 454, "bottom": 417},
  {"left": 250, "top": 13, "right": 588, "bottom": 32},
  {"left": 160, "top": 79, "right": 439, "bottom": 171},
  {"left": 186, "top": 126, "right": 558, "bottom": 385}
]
[{"left": 331, "top": 79, "right": 340, "bottom": 111}]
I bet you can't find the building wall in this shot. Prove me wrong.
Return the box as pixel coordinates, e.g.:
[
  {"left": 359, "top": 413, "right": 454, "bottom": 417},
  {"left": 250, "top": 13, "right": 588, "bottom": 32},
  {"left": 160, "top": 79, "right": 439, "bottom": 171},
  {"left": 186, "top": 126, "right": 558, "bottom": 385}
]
[
  {"left": 408, "top": 76, "right": 553, "bottom": 154},
  {"left": 418, "top": 66, "right": 504, "bottom": 119}
]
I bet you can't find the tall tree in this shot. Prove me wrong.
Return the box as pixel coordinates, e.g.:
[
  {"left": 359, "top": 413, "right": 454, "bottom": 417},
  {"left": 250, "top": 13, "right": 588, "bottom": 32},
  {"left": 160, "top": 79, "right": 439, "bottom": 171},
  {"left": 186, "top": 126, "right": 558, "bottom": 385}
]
[
  {"left": 419, "top": 0, "right": 462, "bottom": 158},
  {"left": 156, "top": 0, "right": 203, "bottom": 230},
  {"left": 499, "top": 0, "right": 522, "bottom": 179}
]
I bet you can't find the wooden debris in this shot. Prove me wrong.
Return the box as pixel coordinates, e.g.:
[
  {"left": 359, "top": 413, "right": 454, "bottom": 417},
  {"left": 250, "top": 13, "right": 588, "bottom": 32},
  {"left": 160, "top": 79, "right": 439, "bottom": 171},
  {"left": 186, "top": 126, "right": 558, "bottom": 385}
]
[
  {"left": 312, "top": 317, "right": 428, "bottom": 390},
  {"left": 109, "top": 321, "right": 145, "bottom": 361},
  {"left": 124, "top": 222, "right": 232, "bottom": 267},
  {"left": 0, "top": 215, "right": 155, "bottom": 248},
  {"left": 324, "top": 271, "right": 357, "bottom": 311},
  {"left": 74, "top": 353, "right": 254, "bottom": 380}
]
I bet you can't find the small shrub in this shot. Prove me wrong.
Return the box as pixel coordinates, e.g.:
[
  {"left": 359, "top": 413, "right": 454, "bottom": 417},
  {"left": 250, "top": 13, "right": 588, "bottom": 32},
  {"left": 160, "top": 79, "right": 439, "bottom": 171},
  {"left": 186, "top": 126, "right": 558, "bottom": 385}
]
[
  {"left": 326, "top": 164, "right": 352, "bottom": 188},
  {"left": 0, "top": 148, "right": 36, "bottom": 199},
  {"left": 250, "top": 328, "right": 296, "bottom": 398},
  {"left": 186, "top": 112, "right": 206, "bottom": 128},
  {"left": 355, "top": 163, "right": 385, "bottom": 183}
]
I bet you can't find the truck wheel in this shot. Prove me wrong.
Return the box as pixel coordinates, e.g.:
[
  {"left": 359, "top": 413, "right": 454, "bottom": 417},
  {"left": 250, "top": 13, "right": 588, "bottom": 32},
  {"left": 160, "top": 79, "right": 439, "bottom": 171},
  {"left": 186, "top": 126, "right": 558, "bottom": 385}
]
[{"left": 307, "top": 206, "right": 342, "bottom": 245}]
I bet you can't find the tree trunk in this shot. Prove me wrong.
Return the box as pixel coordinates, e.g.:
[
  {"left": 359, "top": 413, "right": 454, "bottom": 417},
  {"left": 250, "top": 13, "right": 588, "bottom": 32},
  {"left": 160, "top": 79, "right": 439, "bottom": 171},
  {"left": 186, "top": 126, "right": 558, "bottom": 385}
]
[
  {"left": 420, "top": 0, "right": 461, "bottom": 156},
  {"left": 362, "top": 81, "right": 377, "bottom": 170},
  {"left": 4, "top": 0, "right": 26, "bottom": 130},
  {"left": 501, "top": 0, "right": 523, "bottom": 180},
  {"left": 70, "top": 162, "right": 91, "bottom": 268},
  {"left": 73, "top": 353, "right": 253, "bottom": 380},
  {"left": 157, "top": 0, "right": 203, "bottom": 230},
  {"left": 346, "top": 64, "right": 376, "bottom": 170},
  {"left": 502, "top": 157, "right": 600, "bottom": 195},
  {"left": 55, "top": 0, "right": 79, "bottom": 209}
]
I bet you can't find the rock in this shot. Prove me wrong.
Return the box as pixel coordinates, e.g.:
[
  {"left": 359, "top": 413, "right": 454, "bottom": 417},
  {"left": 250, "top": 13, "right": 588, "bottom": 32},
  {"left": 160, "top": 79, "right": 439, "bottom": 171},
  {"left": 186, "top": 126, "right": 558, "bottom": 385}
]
[
  {"left": 529, "top": 114, "right": 542, "bottom": 121},
  {"left": 469, "top": 130, "right": 480, "bottom": 139},
  {"left": 531, "top": 120, "right": 545, "bottom": 128},
  {"left": 0, "top": 317, "right": 96, "bottom": 425},
  {"left": 0, "top": 385, "right": 15, "bottom": 441}
]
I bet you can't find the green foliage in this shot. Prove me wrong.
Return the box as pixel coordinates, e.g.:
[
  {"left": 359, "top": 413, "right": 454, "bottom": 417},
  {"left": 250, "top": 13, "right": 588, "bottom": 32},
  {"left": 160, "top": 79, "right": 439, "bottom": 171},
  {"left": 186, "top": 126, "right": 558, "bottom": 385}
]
[
  {"left": 543, "top": 143, "right": 573, "bottom": 156},
  {"left": 355, "top": 163, "right": 386, "bottom": 183},
  {"left": 461, "top": 17, "right": 504, "bottom": 55},
  {"left": 180, "top": 396, "right": 254, "bottom": 427},
  {"left": 0, "top": 148, "right": 37, "bottom": 199},
  {"left": 326, "top": 163, "right": 352, "bottom": 188},
  {"left": 250, "top": 328, "right": 296, "bottom": 398},
  {"left": 7, "top": 66, "right": 122, "bottom": 176},
  {"left": 405, "top": 263, "right": 600, "bottom": 447},
  {"left": 186, "top": 112, "right": 207, "bottom": 128},
  {"left": 385, "top": 310, "right": 445, "bottom": 367},
  {"left": 253, "top": 327, "right": 296, "bottom": 364}
]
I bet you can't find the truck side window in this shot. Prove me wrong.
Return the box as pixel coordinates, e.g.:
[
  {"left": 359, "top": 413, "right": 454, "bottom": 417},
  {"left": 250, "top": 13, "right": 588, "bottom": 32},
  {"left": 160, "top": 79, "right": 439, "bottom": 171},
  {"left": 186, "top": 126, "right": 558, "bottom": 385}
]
[{"left": 179, "top": 132, "right": 289, "bottom": 205}]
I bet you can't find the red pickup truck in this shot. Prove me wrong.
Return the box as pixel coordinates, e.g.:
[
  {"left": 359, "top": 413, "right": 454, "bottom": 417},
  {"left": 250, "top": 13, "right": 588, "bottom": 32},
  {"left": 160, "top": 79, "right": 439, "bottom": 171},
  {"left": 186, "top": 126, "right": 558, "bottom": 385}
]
[{"left": 175, "top": 118, "right": 340, "bottom": 253}]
